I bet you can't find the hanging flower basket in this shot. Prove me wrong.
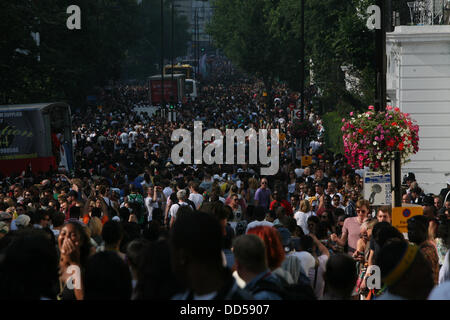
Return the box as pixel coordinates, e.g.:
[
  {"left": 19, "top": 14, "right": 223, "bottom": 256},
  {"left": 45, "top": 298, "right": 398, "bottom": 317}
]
[
  {"left": 290, "top": 119, "right": 317, "bottom": 140},
  {"left": 341, "top": 105, "right": 420, "bottom": 173}
]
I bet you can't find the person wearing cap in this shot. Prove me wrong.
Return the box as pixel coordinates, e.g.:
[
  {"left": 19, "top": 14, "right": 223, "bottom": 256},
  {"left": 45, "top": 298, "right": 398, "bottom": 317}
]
[
  {"left": 376, "top": 239, "right": 434, "bottom": 300},
  {"left": 404, "top": 172, "right": 416, "bottom": 194}
]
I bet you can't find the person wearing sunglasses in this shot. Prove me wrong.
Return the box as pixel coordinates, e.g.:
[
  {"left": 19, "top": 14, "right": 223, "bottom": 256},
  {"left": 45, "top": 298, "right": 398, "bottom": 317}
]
[
  {"left": 331, "top": 199, "right": 370, "bottom": 255},
  {"left": 332, "top": 195, "right": 345, "bottom": 210},
  {"left": 254, "top": 178, "right": 271, "bottom": 210},
  {"left": 229, "top": 194, "right": 245, "bottom": 231}
]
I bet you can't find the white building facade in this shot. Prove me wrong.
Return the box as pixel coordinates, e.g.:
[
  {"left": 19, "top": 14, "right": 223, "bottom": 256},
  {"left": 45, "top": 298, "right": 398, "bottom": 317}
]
[{"left": 386, "top": 26, "right": 450, "bottom": 194}]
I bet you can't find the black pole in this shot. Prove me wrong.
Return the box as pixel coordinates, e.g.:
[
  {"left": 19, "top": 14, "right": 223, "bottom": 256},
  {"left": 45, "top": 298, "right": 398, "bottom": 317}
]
[
  {"left": 194, "top": 10, "right": 196, "bottom": 78},
  {"left": 194, "top": 9, "right": 197, "bottom": 79},
  {"left": 300, "top": 0, "right": 305, "bottom": 156},
  {"left": 196, "top": 9, "right": 199, "bottom": 79},
  {"left": 161, "top": 0, "right": 165, "bottom": 109},
  {"left": 394, "top": 151, "right": 402, "bottom": 207},
  {"left": 171, "top": 0, "right": 174, "bottom": 104},
  {"left": 375, "top": 0, "right": 390, "bottom": 112}
]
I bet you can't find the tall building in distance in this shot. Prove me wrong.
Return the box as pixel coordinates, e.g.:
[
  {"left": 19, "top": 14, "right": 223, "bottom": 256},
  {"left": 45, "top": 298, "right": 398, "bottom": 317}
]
[{"left": 173, "top": 0, "right": 214, "bottom": 57}]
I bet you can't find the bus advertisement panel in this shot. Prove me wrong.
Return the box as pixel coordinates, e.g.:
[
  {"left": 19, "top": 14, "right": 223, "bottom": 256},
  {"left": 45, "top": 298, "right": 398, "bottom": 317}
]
[{"left": 0, "top": 109, "right": 47, "bottom": 160}]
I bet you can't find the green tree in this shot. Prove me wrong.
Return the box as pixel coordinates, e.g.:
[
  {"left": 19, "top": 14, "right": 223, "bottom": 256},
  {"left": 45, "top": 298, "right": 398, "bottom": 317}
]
[
  {"left": 209, "top": 0, "right": 378, "bottom": 114},
  {"left": 1, "top": 0, "right": 189, "bottom": 106},
  {"left": 121, "top": 0, "right": 191, "bottom": 80},
  {"left": 208, "top": 0, "right": 282, "bottom": 97}
]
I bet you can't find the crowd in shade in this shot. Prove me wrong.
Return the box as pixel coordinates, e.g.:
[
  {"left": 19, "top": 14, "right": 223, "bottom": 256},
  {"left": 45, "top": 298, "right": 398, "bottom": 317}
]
[{"left": 0, "top": 57, "right": 449, "bottom": 300}]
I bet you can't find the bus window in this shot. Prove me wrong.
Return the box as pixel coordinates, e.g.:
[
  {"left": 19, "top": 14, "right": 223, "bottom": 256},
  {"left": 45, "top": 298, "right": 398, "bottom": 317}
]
[{"left": 164, "top": 64, "right": 194, "bottom": 79}]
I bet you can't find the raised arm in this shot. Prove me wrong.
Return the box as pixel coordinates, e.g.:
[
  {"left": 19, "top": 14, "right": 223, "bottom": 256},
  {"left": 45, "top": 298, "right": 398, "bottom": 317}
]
[
  {"left": 310, "top": 233, "right": 330, "bottom": 257},
  {"left": 330, "top": 229, "right": 348, "bottom": 248}
]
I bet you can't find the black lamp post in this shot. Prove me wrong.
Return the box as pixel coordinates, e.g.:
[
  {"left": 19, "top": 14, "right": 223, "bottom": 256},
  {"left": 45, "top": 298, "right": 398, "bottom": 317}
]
[
  {"left": 195, "top": 8, "right": 199, "bottom": 79},
  {"left": 161, "top": 0, "right": 165, "bottom": 110},
  {"left": 374, "top": 0, "right": 394, "bottom": 113},
  {"left": 171, "top": 0, "right": 174, "bottom": 104},
  {"left": 294, "top": 0, "right": 305, "bottom": 164},
  {"left": 300, "top": 0, "right": 305, "bottom": 155}
]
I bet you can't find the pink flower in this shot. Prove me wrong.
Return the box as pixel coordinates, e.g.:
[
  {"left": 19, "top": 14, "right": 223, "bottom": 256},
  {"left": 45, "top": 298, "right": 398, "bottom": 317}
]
[{"left": 368, "top": 105, "right": 374, "bottom": 110}]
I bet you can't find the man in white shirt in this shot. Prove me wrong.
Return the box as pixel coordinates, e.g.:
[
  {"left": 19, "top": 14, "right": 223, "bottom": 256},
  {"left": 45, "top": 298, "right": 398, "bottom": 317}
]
[
  {"left": 169, "top": 190, "right": 189, "bottom": 228},
  {"left": 188, "top": 182, "right": 203, "bottom": 210},
  {"left": 120, "top": 131, "right": 129, "bottom": 146},
  {"left": 144, "top": 185, "right": 164, "bottom": 222},
  {"left": 128, "top": 129, "right": 138, "bottom": 149},
  {"left": 326, "top": 181, "right": 343, "bottom": 203}
]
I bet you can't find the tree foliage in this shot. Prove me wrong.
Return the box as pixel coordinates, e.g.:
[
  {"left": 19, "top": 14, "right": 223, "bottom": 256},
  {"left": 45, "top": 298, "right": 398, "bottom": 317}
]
[
  {"left": 208, "top": 0, "right": 282, "bottom": 92},
  {"left": 0, "top": 0, "right": 190, "bottom": 106},
  {"left": 209, "top": 0, "right": 379, "bottom": 113},
  {"left": 122, "top": 0, "right": 190, "bottom": 80}
]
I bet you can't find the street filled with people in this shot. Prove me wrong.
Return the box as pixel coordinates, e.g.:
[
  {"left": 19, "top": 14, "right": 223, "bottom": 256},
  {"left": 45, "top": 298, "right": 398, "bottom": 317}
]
[{"left": 0, "top": 57, "right": 449, "bottom": 300}]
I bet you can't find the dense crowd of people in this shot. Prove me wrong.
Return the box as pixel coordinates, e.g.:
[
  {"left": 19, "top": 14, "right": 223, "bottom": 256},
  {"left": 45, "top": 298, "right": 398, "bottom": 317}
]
[{"left": 0, "top": 57, "right": 449, "bottom": 300}]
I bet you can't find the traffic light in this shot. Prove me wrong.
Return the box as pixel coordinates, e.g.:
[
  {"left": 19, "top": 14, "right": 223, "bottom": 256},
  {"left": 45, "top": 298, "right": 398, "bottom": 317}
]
[{"left": 169, "top": 104, "right": 174, "bottom": 110}]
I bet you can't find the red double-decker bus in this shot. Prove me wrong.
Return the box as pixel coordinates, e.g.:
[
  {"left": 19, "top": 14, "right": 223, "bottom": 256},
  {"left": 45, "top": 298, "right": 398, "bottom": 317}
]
[{"left": 0, "top": 102, "right": 74, "bottom": 176}]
